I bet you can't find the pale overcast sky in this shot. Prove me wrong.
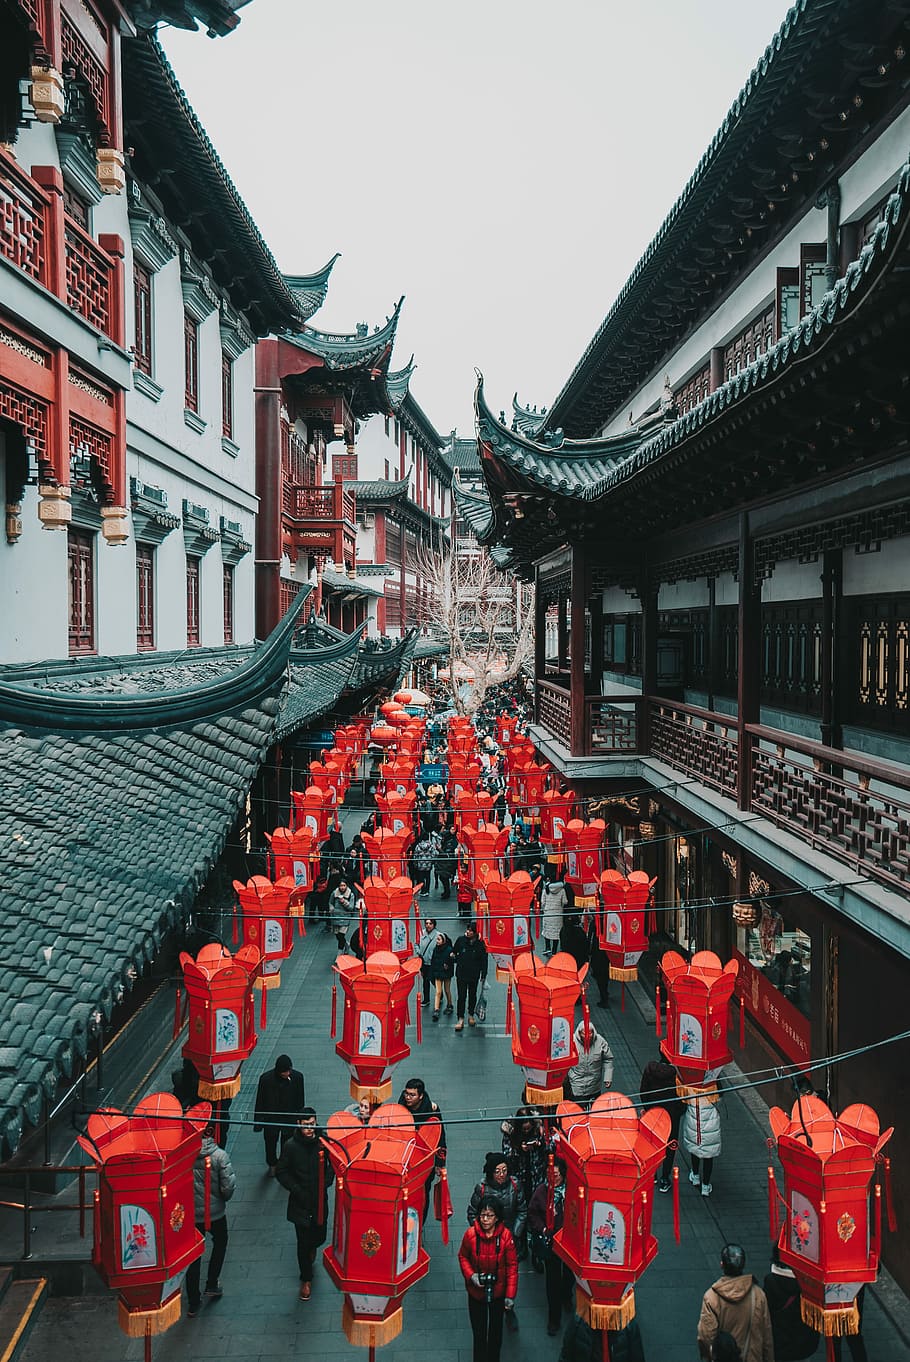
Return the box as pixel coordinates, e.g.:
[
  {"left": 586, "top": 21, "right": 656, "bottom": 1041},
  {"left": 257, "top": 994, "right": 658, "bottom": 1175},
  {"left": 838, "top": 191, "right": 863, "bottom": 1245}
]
[{"left": 162, "top": 1, "right": 795, "bottom": 436}]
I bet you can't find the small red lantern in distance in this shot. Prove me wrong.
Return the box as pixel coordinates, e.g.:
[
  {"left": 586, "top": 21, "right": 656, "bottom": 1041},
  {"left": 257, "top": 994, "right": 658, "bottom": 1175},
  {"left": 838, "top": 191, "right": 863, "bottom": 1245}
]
[
  {"left": 563, "top": 819, "right": 607, "bottom": 908},
  {"left": 323, "top": 1102, "right": 441, "bottom": 1348},
  {"left": 361, "top": 876, "right": 417, "bottom": 960},
  {"left": 333, "top": 950, "right": 421, "bottom": 1101},
  {"left": 496, "top": 713, "right": 519, "bottom": 746},
  {"left": 555, "top": 1093, "right": 672, "bottom": 1333},
  {"left": 375, "top": 789, "right": 416, "bottom": 835},
  {"left": 598, "top": 870, "right": 654, "bottom": 982},
  {"left": 233, "top": 875, "right": 297, "bottom": 989},
  {"left": 361, "top": 827, "right": 413, "bottom": 883},
  {"left": 481, "top": 871, "right": 537, "bottom": 980},
  {"left": 290, "top": 784, "right": 336, "bottom": 842},
  {"left": 179, "top": 944, "right": 260, "bottom": 1101},
  {"left": 78, "top": 1094, "right": 211, "bottom": 1338},
  {"left": 511, "top": 952, "right": 588, "bottom": 1105},
  {"left": 660, "top": 950, "right": 738, "bottom": 1086},
  {"left": 769, "top": 1096, "right": 895, "bottom": 1347},
  {"left": 513, "top": 761, "right": 549, "bottom": 827}
]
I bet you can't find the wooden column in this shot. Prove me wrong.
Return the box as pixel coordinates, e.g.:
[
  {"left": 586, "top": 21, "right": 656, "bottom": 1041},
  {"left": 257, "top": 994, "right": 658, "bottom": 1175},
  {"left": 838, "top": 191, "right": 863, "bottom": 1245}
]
[
  {"left": 254, "top": 349, "right": 282, "bottom": 639},
  {"left": 820, "top": 548, "right": 842, "bottom": 750},
  {"left": 736, "top": 513, "right": 761, "bottom": 810},
  {"left": 639, "top": 574, "right": 658, "bottom": 753},
  {"left": 533, "top": 567, "right": 546, "bottom": 724},
  {"left": 706, "top": 575, "right": 718, "bottom": 712},
  {"left": 557, "top": 593, "right": 568, "bottom": 671},
  {"left": 570, "top": 547, "right": 588, "bottom": 756}
]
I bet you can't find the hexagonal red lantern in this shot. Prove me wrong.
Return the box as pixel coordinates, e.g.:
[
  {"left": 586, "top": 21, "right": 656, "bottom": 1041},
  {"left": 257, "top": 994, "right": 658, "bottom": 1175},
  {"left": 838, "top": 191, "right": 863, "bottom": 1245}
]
[
  {"left": 510, "top": 952, "right": 588, "bottom": 1105},
  {"left": 504, "top": 738, "right": 535, "bottom": 775},
  {"left": 310, "top": 757, "right": 348, "bottom": 805},
  {"left": 480, "top": 871, "right": 538, "bottom": 980},
  {"left": 554, "top": 1093, "right": 672, "bottom": 1332},
  {"left": 512, "top": 760, "right": 549, "bottom": 828},
  {"left": 361, "top": 827, "right": 413, "bottom": 883},
  {"left": 460, "top": 822, "right": 511, "bottom": 906},
  {"left": 496, "top": 714, "right": 519, "bottom": 746},
  {"left": 448, "top": 758, "right": 483, "bottom": 801},
  {"left": 323, "top": 1101, "right": 442, "bottom": 1349},
  {"left": 539, "top": 788, "right": 577, "bottom": 860},
  {"left": 598, "top": 870, "right": 655, "bottom": 982},
  {"left": 453, "top": 789, "right": 494, "bottom": 837},
  {"left": 232, "top": 876, "right": 298, "bottom": 1020},
  {"left": 291, "top": 784, "right": 336, "bottom": 842},
  {"left": 332, "top": 951, "right": 422, "bottom": 1101},
  {"left": 563, "top": 819, "right": 607, "bottom": 908},
  {"left": 370, "top": 723, "right": 400, "bottom": 748},
  {"left": 361, "top": 877, "right": 418, "bottom": 960},
  {"left": 265, "top": 825, "right": 320, "bottom": 897},
  {"left": 659, "top": 950, "right": 738, "bottom": 1086},
  {"left": 768, "top": 1096, "right": 894, "bottom": 1346},
  {"left": 379, "top": 755, "right": 419, "bottom": 796},
  {"left": 178, "top": 944, "right": 260, "bottom": 1101},
  {"left": 375, "top": 789, "right": 416, "bottom": 836},
  {"left": 77, "top": 1094, "right": 211, "bottom": 1339}
]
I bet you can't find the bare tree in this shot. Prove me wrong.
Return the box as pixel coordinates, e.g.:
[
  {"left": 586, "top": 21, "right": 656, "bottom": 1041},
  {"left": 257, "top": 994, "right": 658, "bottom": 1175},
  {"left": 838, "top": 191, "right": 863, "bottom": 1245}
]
[{"left": 417, "top": 538, "right": 534, "bottom": 714}]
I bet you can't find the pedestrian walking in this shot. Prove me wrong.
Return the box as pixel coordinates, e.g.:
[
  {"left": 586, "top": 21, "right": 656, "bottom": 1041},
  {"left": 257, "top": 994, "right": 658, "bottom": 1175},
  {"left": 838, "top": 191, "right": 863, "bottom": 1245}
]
[
  {"left": 328, "top": 876, "right": 359, "bottom": 952},
  {"left": 275, "top": 1107, "right": 334, "bottom": 1301},
  {"left": 253, "top": 1054, "right": 305, "bottom": 1175},
  {"left": 541, "top": 872, "right": 568, "bottom": 954},
  {"left": 453, "top": 922, "right": 488, "bottom": 1030},
  {"left": 697, "top": 1243, "right": 774, "bottom": 1362},
  {"left": 411, "top": 831, "right": 436, "bottom": 896},
  {"left": 528, "top": 1157, "right": 573, "bottom": 1335},
  {"left": 437, "top": 828, "right": 458, "bottom": 899},
  {"left": 415, "top": 917, "right": 437, "bottom": 1005},
  {"left": 559, "top": 913, "right": 589, "bottom": 970},
  {"left": 681, "top": 1081, "right": 722, "bottom": 1196},
  {"left": 458, "top": 1195, "right": 519, "bottom": 1361},
  {"left": 500, "top": 1106, "right": 550, "bottom": 1214},
  {"left": 559, "top": 1312, "right": 647, "bottom": 1361},
  {"left": 398, "top": 1077, "right": 446, "bottom": 1224},
  {"left": 639, "top": 1056, "right": 683, "bottom": 1193},
  {"left": 468, "top": 1153, "right": 527, "bottom": 1324},
  {"left": 428, "top": 930, "right": 455, "bottom": 1020},
  {"left": 322, "top": 826, "right": 346, "bottom": 893},
  {"left": 565, "top": 1020, "right": 614, "bottom": 1103},
  {"left": 185, "top": 1121, "right": 235, "bottom": 1317},
  {"left": 762, "top": 1244, "right": 820, "bottom": 1360}
]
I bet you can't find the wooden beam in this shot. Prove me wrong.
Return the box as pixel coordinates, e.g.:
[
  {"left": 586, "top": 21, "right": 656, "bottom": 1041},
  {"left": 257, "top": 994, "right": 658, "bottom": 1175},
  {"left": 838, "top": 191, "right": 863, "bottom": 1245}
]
[{"left": 736, "top": 513, "right": 760, "bottom": 810}]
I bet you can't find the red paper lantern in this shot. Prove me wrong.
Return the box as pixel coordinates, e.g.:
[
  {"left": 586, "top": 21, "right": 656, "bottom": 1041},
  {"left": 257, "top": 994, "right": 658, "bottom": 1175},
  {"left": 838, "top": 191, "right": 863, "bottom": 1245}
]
[
  {"left": 554, "top": 1093, "right": 672, "bottom": 1331},
  {"left": 77, "top": 1094, "right": 211, "bottom": 1338},
  {"left": 323, "top": 1102, "right": 441, "bottom": 1348},
  {"left": 375, "top": 789, "right": 416, "bottom": 835},
  {"left": 504, "top": 738, "right": 535, "bottom": 774},
  {"left": 178, "top": 944, "right": 260, "bottom": 1101},
  {"left": 598, "top": 870, "right": 654, "bottom": 982},
  {"left": 659, "top": 950, "right": 739, "bottom": 1086},
  {"left": 265, "top": 825, "right": 320, "bottom": 895},
  {"left": 361, "top": 827, "right": 413, "bottom": 883},
  {"left": 481, "top": 871, "right": 538, "bottom": 980},
  {"left": 370, "top": 724, "right": 400, "bottom": 749},
  {"left": 460, "top": 822, "right": 511, "bottom": 904},
  {"left": 379, "top": 756, "right": 418, "bottom": 795},
  {"left": 233, "top": 875, "right": 297, "bottom": 990},
  {"left": 334, "top": 724, "right": 367, "bottom": 759},
  {"left": 310, "top": 757, "right": 348, "bottom": 804},
  {"left": 510, "top": 952, "right": 588, "bottom": 1104},
  {"left": 539, "top": 788, "right": 577, "bottom": 859},
  {"left": 512, "top": 761, "right": 549, "bottom": 827},
  {"left": 496, "top": 714, "right": 519, "bottom": 746},
  {"left": 447, "top": 758, "right": 482, "bottom": 801},
  {"left": 768, "top": 1096, "right": 894, "bottom": 1345},
  {"left": 290, "top": 784, "right": 337, "bottom": 841},
  {"left": 563, "top": 820, "right": 607, "bottom": 907},
  {"left": 453, "top": 789, "right": 494, "bottom": 837},
  {"left": 332, "top": 951, "right": 422, "bottom": 1101},
  {"left": 361, "top": 876, "right": 418, "bottom": 959}
]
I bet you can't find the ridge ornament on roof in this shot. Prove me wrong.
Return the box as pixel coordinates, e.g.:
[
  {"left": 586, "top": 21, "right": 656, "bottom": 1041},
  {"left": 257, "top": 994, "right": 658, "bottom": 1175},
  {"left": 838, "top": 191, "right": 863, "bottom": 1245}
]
[
  {"left": 286, "top": 298, "right": 404, "bottom": 372},
  {"left": 283, "top": 254, "right": 342, "bottom": 323}
]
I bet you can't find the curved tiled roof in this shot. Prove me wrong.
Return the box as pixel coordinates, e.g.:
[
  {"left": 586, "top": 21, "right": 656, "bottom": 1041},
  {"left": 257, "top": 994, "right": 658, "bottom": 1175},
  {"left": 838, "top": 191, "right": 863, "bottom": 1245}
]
[
  {"left": 286, "top": 299, "right": 404, "bottom": 372},
  {"left": 0, "top": 591, "right": 311, "bottom": 1158},
  {"left": 453, "top": 470, "right": 495, "bottom": 541},
  {"left": 276, "top": 625, "right": 364, "bottom": 742},
  {"left": 130, "top": 1, "right": 251, "bottom": 35},
  {"left": 386, "top": 357, "right": 416, "bottom": 412},
  {"left": 511, "top": 395, "right": 547, "bottom": 438},
  {"left": 283, "top": 255, "right": 341, "bottom": 323},
  {"left": 344, "top": 476, "right": 411, "bottom": 501}
]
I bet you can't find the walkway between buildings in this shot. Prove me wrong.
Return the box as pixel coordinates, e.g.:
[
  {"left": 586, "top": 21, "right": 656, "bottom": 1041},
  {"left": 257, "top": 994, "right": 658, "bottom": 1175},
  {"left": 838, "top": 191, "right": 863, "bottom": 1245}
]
[{"left": 16, "top": 806, "right": 910, "bottom": 1362}]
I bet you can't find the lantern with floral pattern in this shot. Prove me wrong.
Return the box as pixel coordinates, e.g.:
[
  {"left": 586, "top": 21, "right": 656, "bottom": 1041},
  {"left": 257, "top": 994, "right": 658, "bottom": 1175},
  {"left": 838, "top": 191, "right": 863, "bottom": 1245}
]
[
  {"left": 361, "top": 827, "right": 413, "bottom": 883},
  {"left": 178, "top": 944, "right": 260, "bottom": 1101},
  {"left": 375, "top": 789, "right": 416, "bottom": 836},
  {"left": 496, "top": 714, "right": 519, "bottom": 746},
  {"left": 659, "top": 950, "right": 738, "bottom": 1086},
  {"left": 511, "top": 760, "right": 549, "bottom": 830},
  {"left": 265, "top": 825, "right": 320, "bottom": 902},
  {"left": 453, "top": 789, "right": 494, "bottom": 837},
  {"left": 510, "top": 952, "right": 588, "bottom": 1104},
  {"left": 563, "top": 819, "right": 608, "bottom": 908},
  {"left": 597, "top": 870, "right": 655, "bottom": 982},
  {"left": 291, "top": 784, "right": 336, "bottom": 842},
  {"left": 332, "top": 952, "right": 422, "bottom": 1101},
  {"left": 379, "top": 756, "right": 419, "bottom": 796},
  {"left": 232, "top": 875, "right": 298, "bottom": 998},
  {"left": 447, "top": 757, "right": 483, "bottom": 801},
  {"left": 460, "top": 822, "right": 511, "bottom": 907},
  {"left": 480, "top": 870, "right": 538, "bottom": 979},
  {"left": 361, "top": 877, "right": 418, "bottom": 960},
  {"left": 539, "top": 788, "right": 577, "bottom": 861}
]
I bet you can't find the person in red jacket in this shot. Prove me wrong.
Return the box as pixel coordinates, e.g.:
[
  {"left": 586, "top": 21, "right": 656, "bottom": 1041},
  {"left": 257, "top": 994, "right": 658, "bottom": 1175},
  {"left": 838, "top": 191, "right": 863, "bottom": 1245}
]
[{"left": 458, "top": 1195, "right": 519, "bottom": 1362}]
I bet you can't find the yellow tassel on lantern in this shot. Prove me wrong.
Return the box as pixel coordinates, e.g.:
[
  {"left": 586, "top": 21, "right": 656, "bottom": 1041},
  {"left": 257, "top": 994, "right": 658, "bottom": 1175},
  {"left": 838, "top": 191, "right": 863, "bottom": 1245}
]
[
  {"left": 349, "top": 1077, "right": 392, "bottom": 1102},
  {"left": 255, "top": 974, "right": 281, "bottom": 990},
  {"left": 342, "top": 1300, "right": 403, "bottom": 1347},
  {"left": 525, "top": 1082, "right": 566, "bottom": 1106},
  {"left": 800, "top": 1300, "right": 860, "bottom": 1336},
  {"left": 578, "top": 1287, "right": 636, "bottom": 1330},
  {"left": 118, "top": 1291, "right": 182, "bottom": 1337},
  {"left": 197, "top": 1076, "right": 242, "bottom": 1101},
  {"left": 609, "top": 964, "right": 639, "bottom": 982}
]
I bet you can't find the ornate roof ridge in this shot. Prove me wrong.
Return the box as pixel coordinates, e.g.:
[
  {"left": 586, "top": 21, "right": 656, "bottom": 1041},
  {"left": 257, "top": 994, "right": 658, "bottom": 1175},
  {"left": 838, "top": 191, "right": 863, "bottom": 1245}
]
[
  {"left": 291, "top": 618, "right": 365, "bottom": 661},
  {"left": 130, "top": 1, "right": 252, "bottom": 36},
  {"left": 0, "top": 587, "right": 312, "bottom": 731},
  {"left": 283, "top": 254, "right": 341, "bottom": 322},
  {"left": 288, "top": 297, "right": 404, "bottom": 371},
  {"left": 512, "top": 393, "right": 547, "bottom": 437},
  {"left": 386, "top": 356, "right": 416, "bottom": 411},
  {"left": 453, "top": 470, "right": 495, "bottom": 542},
  {"left": 344, "top": 475, "right": 411, "bottom": 499}
]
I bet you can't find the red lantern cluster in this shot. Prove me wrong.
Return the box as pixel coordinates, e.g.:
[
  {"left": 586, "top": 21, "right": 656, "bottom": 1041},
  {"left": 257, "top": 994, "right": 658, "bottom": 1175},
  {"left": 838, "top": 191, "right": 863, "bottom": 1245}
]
[
  {"left": 78, "top": 1094, "right": 211, "bottom": 1338},
  {"left": 332, "top": 951, "right": 421, "bottom": 1102},
  {"left": 322, "top": 1102, "right": 442, "bottom": 1348},
  {"left": 554, "top": 1093, "right": 673, "bottom": 1332},
  {"left": 178, "top": 944, "right": 260, "bottom": 1101},
  {"left": 460, "top": 822, "right": 510, "bottom": 907},
  {"left": 510, "top": 952, "right": 588, "bottom": 1105},
  {"left": 768, "top": 1096, "right": 895, "bottom": 1347},
  {"left": 659, "top": 949, "right": 738, "bottom": 1086}
]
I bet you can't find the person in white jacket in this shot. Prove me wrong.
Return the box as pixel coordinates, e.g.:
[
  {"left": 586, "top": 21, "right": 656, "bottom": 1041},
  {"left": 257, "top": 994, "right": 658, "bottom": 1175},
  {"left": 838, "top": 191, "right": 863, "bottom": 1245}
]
[
  {"left": 565, "top": 1021, "right": 614, "bottom": 1102},
  {"left": 415, "top": 917, "right": 438, "bottom": 1006},
  {"left": 681, "top": 1082, "right": 722, "bottom": 1197}
]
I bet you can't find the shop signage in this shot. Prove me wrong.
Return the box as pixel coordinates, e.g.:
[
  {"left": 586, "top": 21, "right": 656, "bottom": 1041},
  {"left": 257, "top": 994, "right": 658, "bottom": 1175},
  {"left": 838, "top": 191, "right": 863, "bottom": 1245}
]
[{"left": 733, "top": 948, "right": 811, "bottom": 1065}]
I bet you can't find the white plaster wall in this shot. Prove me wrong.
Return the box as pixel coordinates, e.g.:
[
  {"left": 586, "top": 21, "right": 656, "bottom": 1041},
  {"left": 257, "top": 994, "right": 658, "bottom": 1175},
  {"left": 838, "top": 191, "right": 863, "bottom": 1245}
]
[
  {"left": 94, "top": 532, "right": 133, "bottom": 655},
  {"left": 658, "top": 579, "right": 710, "bottom": 610},
  {"left": 761, "top": 557, "right": 824, "bottom": 603},
  {"left": 357, "top": 415, "right": 399, "bottom": 481},
  {"left": 0, "top": 452, "right": 69, "bottom": 663},
  {"left": 842, "top": 536, "right": 910, "bottom": 596},
  {"left": 601, "top": 586, "right": 640, "bottom": 614},
  {"left": 839, "top": 104, "right": 910, "bottom": 224},
  {"left": 357, "top": 519, "right": 377, "bottom": 562}
]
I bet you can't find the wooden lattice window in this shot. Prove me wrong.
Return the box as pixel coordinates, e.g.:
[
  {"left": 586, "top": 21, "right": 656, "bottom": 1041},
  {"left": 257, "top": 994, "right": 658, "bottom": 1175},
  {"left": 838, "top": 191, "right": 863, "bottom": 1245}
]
[
  {"left": 136, "top": 543, "right": 155, "bottom": 650},
  {"left": 223, "top": 564, "right": 234, "bottom": 643},
  {"left": 723, "top": 305, "right": 775, "bottom": 382},
  {"left": 674, "top": 364, "right": 711, "bottom": 416},
  {"left": 221, "top": 353, "right": 233, "bottom": 438},
  {"left": 68, "top": 529, "right": 94, "bottom": 654},
  {"left": 848, "top": 593, "right": 910, "bottom": 736},
  {"left": 332, "top": 454, "right": 357, "bottom": 480},
  {"left": 184, "top": 312, "right": 199, "bottom": 413},
  {"left": 760, "top": 600, "right": 823, "bottom": 716},
  {"left": 186, "top": 556, "right": 200, "bottom": 646},
  {"left": 133, "top": 263, "right": 152, "bottom": 376},
  {"left": 280, "top": 578, "right": 301, "bottom": 616}
]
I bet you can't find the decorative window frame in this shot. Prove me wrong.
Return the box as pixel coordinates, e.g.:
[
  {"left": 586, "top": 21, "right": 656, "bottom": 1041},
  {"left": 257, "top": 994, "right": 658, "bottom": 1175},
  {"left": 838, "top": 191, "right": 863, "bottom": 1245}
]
[
  {"left": 180, "top": 248, "right": 218, "bottom": 323},
  {"left": 182, "top": 498, "right": 220, "bottom": 557},
  {"left": 220, "top": 515, "right": 251, "bottom": 566},
  {"left": 129, "top": 476, "right": 180, "bottom": 546},
  {"left": 56, "top": 130, "right": 102, "bottom": 215}
]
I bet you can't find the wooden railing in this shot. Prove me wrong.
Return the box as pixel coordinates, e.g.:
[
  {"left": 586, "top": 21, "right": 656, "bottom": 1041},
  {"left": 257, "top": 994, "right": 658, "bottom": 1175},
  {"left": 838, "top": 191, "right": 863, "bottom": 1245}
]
[
  {"left": 64, "top": 216, "right": 115, "bottom": 335},
  {"left": 538, "top": 679, "right": 572, "bottom": 748},
  {"left": 649, "top": 698, "right": 739, "bottom": 798},
  {"left": 0, "top": 152, "right": 48, "bottom": 284},
  {"left": 586, "top": 695, "right": 641, "bottom": 755}
]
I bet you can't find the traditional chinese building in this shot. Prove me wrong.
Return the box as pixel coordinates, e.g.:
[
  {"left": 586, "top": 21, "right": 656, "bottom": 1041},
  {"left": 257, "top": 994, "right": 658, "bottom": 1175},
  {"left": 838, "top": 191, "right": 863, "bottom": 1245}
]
[{"left": 466, "top": 0, "right": 910, "bottom": 1288}]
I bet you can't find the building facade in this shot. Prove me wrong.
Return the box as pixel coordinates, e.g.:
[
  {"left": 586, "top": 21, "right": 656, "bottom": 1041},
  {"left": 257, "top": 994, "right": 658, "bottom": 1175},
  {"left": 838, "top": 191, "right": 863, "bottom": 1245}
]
[{"left": 466, "top": 0, "right": 910, "bottom": 1290}]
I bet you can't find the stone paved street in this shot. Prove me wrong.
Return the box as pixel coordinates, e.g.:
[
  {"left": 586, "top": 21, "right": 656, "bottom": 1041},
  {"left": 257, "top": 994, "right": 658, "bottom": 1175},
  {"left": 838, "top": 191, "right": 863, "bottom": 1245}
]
[{"left": 18, "top": 810, "right": 910, "bottom": 1362}]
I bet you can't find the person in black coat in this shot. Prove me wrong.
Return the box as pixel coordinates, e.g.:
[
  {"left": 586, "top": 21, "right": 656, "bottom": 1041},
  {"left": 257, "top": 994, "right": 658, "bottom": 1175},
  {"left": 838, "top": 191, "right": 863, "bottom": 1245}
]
[
  {"left": 322, "top": 827, "right": 346, "bottom": 894},
  {"left": 254, "top": 1054, "right": 305, "bottom": 1174},
  {"left": 559, "top": 1313, "right": 646, "bottom": 1362},
  {"left": 399, "top": 1078, "right": 447, "bottom": 1225},
  {"left": 452, "top": 923, "right": 488, "bottom": 1030},
  {"left": 436, "top": 828, "right": 458, "bottom": 899},
  {"left": 639, "top": 1056, "right": 683, "bottom": 1193},
  {"left": 559, "top": 915, "right": 589, "bottom": 971},
  {"left": 586, "top": 918, "right": 611, "bottom": 1007},
  {"left": 275, "top": 1108, "right": 334, "bottom": 1300},
  {"left": 763, "top": 1244, "right": 820, "bottom": 1359}
]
